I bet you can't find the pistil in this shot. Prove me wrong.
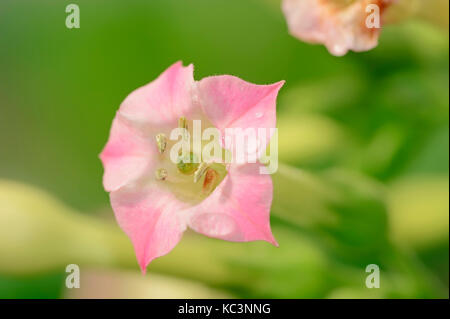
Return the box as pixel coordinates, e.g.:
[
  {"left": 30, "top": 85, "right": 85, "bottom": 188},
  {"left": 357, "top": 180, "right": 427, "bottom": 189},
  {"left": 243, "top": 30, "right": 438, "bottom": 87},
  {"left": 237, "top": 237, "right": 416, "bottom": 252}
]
[{"left": 177, "top": 152, "right": 199, "bottom": 175}]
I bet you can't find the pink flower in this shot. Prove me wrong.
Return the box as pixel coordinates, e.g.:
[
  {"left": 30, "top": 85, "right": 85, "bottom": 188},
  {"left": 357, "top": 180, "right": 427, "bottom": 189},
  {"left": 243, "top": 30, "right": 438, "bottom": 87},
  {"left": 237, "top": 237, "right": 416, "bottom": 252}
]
[
  {"left": 282, "top": 0, "right": 394, "bottom": 56},
  {"left": 100, "top": 62, "right": 283, "bottom": 273}
]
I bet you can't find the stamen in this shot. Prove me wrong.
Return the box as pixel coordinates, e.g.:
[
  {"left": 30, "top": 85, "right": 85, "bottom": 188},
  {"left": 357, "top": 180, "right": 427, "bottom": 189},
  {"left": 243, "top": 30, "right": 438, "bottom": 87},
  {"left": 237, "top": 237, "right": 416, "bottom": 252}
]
[
  {"left": 155, "top": 133, "right": 167, "bottom": 154},
  {"left": 178, "top": 116, "right": 187, "bottom": 130},
  {"left": 178, "top": 116, "right": 189, "bottom": 143},
  {"left": 194, "top": 162, "right": 209, "bottom": 183},
  {"left": 202, "top": 168, "right": 219, "bottom": 194},
  {"left": 155, "top": 168, "right": 168, "bottom": 181}
]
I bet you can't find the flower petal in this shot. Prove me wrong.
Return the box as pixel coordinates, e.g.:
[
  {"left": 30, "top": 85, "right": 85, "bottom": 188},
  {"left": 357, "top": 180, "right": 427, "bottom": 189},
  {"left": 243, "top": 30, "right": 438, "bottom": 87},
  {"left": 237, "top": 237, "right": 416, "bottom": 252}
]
[
  {"left": 282, "top": 0, "right": 393, "bottom": 56},
  {"left": 196, "top": 75, "right": 283, "bottom": 159},
  {"left": 187, "top": 163, "right": 278, "bottom": 246},
  {"left": 110, "top": 184, "right": 188, "bottom": 273},
  {"left": 99, "top": 115, "right": 155, "bottom": 192},
  {"left": 119, "top": 61, "right": 196, "bottom": 128}
]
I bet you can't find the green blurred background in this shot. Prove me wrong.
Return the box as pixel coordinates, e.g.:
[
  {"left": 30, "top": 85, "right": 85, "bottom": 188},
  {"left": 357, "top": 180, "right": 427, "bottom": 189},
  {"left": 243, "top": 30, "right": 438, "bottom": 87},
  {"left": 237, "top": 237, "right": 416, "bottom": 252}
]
[{"left": 0, "top": 0, "right": 448, "bottom": 298}]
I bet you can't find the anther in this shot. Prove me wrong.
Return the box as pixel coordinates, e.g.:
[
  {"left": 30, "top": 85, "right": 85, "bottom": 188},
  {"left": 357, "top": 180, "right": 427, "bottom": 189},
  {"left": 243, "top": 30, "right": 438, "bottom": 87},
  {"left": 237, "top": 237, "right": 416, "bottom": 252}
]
[
  {"left": 155, "top": 168, "right": 168, "bottom": 181},
  {"left": 203, "top": 168, "right": 219, "bottom": 194},
  {"left": 155, "top": 133, "right": 167, "bottom": 154},
  {"left": 194, "top": 162, "right": 209, "bottom": 183}
]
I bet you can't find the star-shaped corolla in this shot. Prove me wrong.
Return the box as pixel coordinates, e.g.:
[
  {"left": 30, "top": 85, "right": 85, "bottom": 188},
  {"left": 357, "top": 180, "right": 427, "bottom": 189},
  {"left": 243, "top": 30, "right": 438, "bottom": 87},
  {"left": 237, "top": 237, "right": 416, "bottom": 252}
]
[
  {"left": 100, "top": 62, "right": 284, "bottom": 273},
  {"left": 282, "top": 0, "right": 394, "bottom": 56}
]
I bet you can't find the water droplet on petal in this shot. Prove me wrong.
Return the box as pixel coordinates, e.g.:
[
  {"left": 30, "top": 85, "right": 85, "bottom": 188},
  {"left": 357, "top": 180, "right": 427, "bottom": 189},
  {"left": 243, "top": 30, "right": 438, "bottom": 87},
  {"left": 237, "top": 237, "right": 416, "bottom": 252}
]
[{"left": 255, "top": 112, "right": 263, "bottom": 119}]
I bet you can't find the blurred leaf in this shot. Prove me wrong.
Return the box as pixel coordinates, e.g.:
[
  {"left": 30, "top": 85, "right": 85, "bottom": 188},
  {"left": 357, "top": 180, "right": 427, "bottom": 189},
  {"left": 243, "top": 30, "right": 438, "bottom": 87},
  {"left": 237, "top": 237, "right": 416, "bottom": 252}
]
[
  {"left": 0, "top": 179, "right": 136, "bottom": 275},
  {"left": 406, "top": 126, "right": 449, "bottom": 175},
  {"left": 277, "top": 114, "right": 351, "bottom": 168},
  {"left": 272, "top": 164, "right": 389, "bottom": 266},
  {"left": 388, "top": 175, "right": 449, "bottom": 248},
  {"left": 65, "top": 269, "right": 232, "bottom": 299},
  {"left": 279, "top": 73, "right": 365, "bottom": 115},
  {"left": 0, "top": 166, "right": 447, "bottom": 298},
  {"left": 0, "top": 272, "right": 65, "bottom": 299}
]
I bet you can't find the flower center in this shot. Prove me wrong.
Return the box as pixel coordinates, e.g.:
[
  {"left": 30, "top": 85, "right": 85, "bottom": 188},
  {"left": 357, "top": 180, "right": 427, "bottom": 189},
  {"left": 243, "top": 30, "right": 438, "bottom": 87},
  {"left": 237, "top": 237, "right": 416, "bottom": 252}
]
[{"left": 153, "top": 116, "right": 227, "bottom": 205}]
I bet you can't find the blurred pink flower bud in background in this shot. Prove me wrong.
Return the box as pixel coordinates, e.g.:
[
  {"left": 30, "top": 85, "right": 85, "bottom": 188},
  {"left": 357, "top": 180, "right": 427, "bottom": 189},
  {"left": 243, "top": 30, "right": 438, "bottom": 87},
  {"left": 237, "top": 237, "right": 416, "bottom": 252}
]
[{"left": 282, "top": 0, "right": 394, "bottom": 56}]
